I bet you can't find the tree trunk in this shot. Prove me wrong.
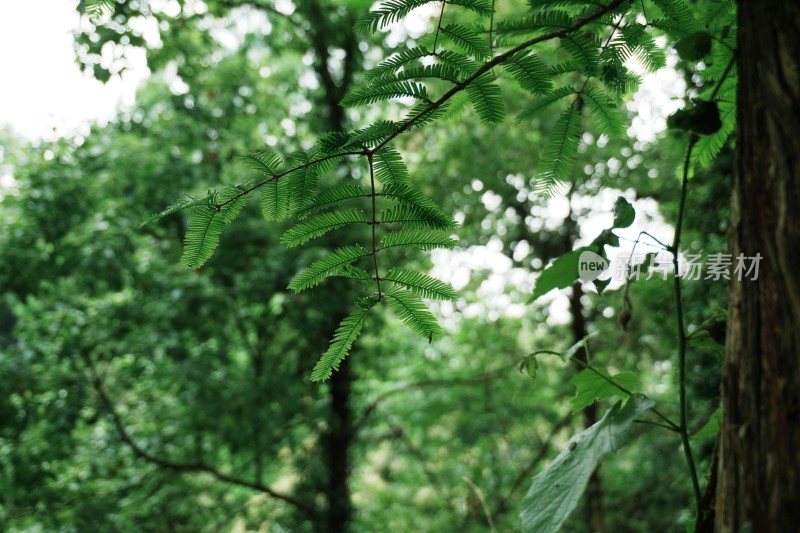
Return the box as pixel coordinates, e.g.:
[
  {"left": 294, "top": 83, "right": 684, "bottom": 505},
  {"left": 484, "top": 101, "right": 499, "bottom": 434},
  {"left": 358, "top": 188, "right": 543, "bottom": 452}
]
[
  {"left": 301, "top": 5, "right": 360, "bottom": 530},
  {"left": 571, "top": 282, "right": 604, "bottom": 533},
  {"left": 715, "top": 3, "right": 800, "bottom": 531}
]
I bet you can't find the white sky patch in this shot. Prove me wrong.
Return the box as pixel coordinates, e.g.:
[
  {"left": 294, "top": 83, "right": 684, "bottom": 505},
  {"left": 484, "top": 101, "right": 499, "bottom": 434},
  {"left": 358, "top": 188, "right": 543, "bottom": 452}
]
[
  {"left": 0, "top": 0, "right": 148, "bottom": 141},
  {"left": 626, "top": 49, "right": 686, "bottom": 143}
]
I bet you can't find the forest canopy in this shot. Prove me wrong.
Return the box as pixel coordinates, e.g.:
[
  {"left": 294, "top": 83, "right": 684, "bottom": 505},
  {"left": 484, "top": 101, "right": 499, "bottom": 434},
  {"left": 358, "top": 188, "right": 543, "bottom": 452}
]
[{"left": 2, "top": 0, "right": 798, "bottom": 532}]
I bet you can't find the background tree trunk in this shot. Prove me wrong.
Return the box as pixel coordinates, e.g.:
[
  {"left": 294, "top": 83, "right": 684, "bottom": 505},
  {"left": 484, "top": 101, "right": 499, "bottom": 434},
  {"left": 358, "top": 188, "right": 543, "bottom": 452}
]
[
  {"left": 716, "top": 3, "right": 800, "bottom": 531},
  {"left": 571, "top": 282, "right": 604, "bottom": 533}
]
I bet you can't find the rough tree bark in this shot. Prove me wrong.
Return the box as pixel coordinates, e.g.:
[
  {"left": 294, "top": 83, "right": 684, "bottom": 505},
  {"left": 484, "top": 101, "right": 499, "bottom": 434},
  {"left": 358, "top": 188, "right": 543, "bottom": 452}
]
[{"left": 715, "top": 2, "right": 800, "bottom": 531}]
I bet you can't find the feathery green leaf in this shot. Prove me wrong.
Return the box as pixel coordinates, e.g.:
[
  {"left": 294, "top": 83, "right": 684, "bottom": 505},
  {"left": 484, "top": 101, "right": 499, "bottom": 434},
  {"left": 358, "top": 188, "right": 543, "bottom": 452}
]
[
  {"left": 344, "top": 121, "right": 402, "bottom": 148},
  {"left": 380, "top": 182, "right": 457, "bottom": 229},
  {"left": 504, "top": 51, "right": 553, "bottom": 95},
  {"left": 181, "top": 187, "right": 248, "bottom": 269},
  {"left": 363, "top": 46, "right": 433, "bottom": 81},
  {"left": 448, "top": 0, "right": 494, "bottom": 17},
  {"left": 582, "top": 84, "right": 626, "bottom": 137},
  {"left": 355, "top": 0, "right": 435, "bottom": 34},
  {"left": 141, "top": 191, "right": 216, "bottom": 227},
  {"left": 296, "top": 184, "right": 369, "bottom": 218},
  {"left": 440, "top": 23, "right": 491, "bottom": 60},
  {"left": 311, "top": 296, "right": 380, "bottom": 382},
  {"left": 281, "top": 209, "right": 368, "bottom": 248},
  {"left": 560, "top": 33, "right": 600, "bottom": 76},
  {"left": 517, "top": 86, "right": 575, "bottom": 121},
  {"left": 466, "top": 73, "right": 506, "bottom": 124},
  {"left": 341, "top": 81, "right": 429, "bottom": 108},
  {"left": 383, "top": 268, "right": 458, "bottom": 300},
  {"left": 236, "top": 151, "right": 282, "bottom": 175},
  {"left": 374, "top": 145, "right": 411, "bottom": 185},
  {"left": 284, "top": 151, "right": 320, "bottom": 213},
  {"left": 385, "top": 287, "right": 442, "bottom": 339},
  {"left": 381, "top": 203, "right": 458, "bottom": 230},
  {"left": 260, "top": 179, "right": 289, "bottom": 222},
  {"left": 535, "top": 105, "right": 583, "bottom": 198},
  {"left": 287, "top": 245, "right": 370, "bottom": 292},
  {"left": 380, "top": 230, "right": 458, "bottom": 251}
]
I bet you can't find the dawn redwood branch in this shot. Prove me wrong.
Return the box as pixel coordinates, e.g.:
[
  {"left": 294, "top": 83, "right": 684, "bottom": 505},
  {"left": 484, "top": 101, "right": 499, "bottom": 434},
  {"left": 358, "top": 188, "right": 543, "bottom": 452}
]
[
  {"left": 217, "top": 0, "right": 629, "bottom": 209},
  {"left": 81, "top": 353, "right": 318, "bottom": 519}
]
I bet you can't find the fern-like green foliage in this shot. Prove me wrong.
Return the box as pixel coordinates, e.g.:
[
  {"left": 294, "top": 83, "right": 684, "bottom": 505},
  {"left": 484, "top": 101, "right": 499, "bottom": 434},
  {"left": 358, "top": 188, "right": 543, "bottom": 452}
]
[
  {"left": 534, "top": 105, "right": 583, "bottom": 197},
  {"left": 380, "top": 230, "right": 458, "bottom": 251},
  {"left": 466, "top": 73, "right": 506, "bottom": 124},
  {"left": 447, "top": 0, "right": 494, "bottom": 17},
  {"left": 181, "top": 187, "right": 248, "bottom": 270},
  {"left": 296, "top": 184, "right": 369, "bottom": 218},
  {"left": 560, "top": 33, "right": 600, "bottom": 76},
  {"left": 373, "top": 145, "right": 411, "bottom": 185},
  {"left": 355, "top": 0, "right": 435, "bottom": 34},
  {"left": 381, "top": 182, "right": 456, "bottom": 228},
  {"left": 517, "top": 86, "right": 575, "bottom": 121},
  {"left": 151, "top": 0, "right": 725, "bottom": 384},
  {"left": 440, "top": 23, "right": 492, "bottom": 60},
  {"left": 141, "top": 191, "right": 216, "bottom": 227},
  {"left": 384, "top": 287, "right": 442, "bottom": 339},
  {"left": 504, "top": 52, "right": 553, "bottom": 95},
  {"left": 341, "top": 81, "right": 430, "bottom": 107},
  {"left": 281, "top": 209, "right": 368, "bottom": 248},
  {"left": 582, "top": 84, "right": 625, "bottom": 137},
  {"left": 287, "top": 246, "right": 370, "bottom": 292},
  {"left": 650, "top": 0, "right": 701, "bottom": 35},
  {"left": 383, "top": 267, "right": 458, "bottom": 300},
  {"left": 381, "top": 204, "right": 458, "bottom": 230},
  {"left": 363, "top": 46, "right": 434, "bottom": 82},
  {"left": 311, "top": 296, "right": 380, "bottom": 382}
]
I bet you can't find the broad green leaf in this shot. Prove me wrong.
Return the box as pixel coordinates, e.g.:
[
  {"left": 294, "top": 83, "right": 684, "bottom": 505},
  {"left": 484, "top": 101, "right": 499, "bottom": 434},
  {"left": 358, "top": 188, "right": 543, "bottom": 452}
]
[
  {"left": 561, "top": 332, "right": 598, "bottom": 363},
  {"left": 693, "top": 406, "right": 721, "bottom": 440},
  {"left": 569, "top": 368, "right": 638, "bottom": 412},
  {"left": 613, "top": 196, "right": 635, "bottom": 228},
  {"left": 520, "top": 394, "right": 656, "bottom": 533},
  {"left": 517, "top": 354, "right": 539, "bottom": 381},
  {"left": 528, "top": 248, "right": 586, "bottom": 303}
]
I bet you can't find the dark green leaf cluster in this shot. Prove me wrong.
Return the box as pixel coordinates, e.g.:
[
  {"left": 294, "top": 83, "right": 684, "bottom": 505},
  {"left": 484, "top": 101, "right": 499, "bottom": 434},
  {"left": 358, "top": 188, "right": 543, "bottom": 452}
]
[{"left": 145, "top": 0, "right": 732, "bottom": 386}]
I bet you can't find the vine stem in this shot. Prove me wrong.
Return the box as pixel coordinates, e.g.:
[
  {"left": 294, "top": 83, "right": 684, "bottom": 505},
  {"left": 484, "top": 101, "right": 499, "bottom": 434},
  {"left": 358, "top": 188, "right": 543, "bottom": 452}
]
[
  {"left": 368, "top": 153, "right": 382, "bottom": 299},
  {"left": 527, "top": 349, "right": 681, "bottom": 432},
  {"left": 671, "top": 53, "right": 736, "bottom": 514},
  {"left": 673, "top": 135, "right": 702, "bottom": 512}
]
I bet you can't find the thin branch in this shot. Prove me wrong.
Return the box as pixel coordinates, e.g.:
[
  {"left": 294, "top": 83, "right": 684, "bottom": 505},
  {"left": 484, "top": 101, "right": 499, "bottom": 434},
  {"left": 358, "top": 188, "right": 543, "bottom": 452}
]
[
  {"left": 369, "top": 0, "right": 629, "bottom": 155},
  {"left": 368, "top": 153, "right": 382, "bottom": 298},
  {"left": 633, "top": 418, "right": 680, "bottom": 432},
  {"left": 432, "top": 1, "right": 447, "bottom": 52},
  {"left": 494, "top": 412, "right": 573, "bottom": 516},
  {"left": 353, "top": 366, "right": 513, "bottom": 434},
  {"left": 570, "top": 357, "right": 681, "bottom": 432},
  {"left": 217, "top": 150, "right": 361, "bottom": 209},
  {"left": 488, "top": 0, "right": 496, "bottom": 55},
  {"left": 81, "top": 354, "right": 318, "bottom": 518},
  {"left": 463, "top": 476, "right": 498, "bottom": 532},
  {"left": 673, "top": 134, "right": 703, "bottom": 511}
]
